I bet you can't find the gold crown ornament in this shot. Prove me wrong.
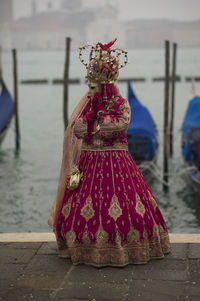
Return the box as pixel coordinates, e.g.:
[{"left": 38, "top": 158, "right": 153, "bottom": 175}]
[{"left": 79, "top": 38, "right": 128, "bottom": 84}]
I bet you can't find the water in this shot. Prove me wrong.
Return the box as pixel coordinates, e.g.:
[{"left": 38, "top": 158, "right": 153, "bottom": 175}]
[{"left": 0, "top": 48, "right": 200, "bottom": 233}]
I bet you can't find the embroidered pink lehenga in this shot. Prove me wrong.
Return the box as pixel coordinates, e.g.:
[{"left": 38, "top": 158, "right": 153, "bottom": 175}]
[{"left": 48, "top": 40, "right": 170, "bottom": 267}]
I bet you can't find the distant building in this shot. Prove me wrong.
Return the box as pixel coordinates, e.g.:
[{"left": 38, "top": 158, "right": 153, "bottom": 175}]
[
  {"left": 31, "top": 0, "right": 37, "bottom": 17},
  {"left": 124, "top": 19, "right": 200, "bottom": 48},
  {"left": 0, "top": 0, "right": 13, "bottom": 49},
  {"left": 124, "top": 19, "right": 174, "bottom": 48},
  {"left": 0, "top": 0, "right": 13, "bottom": 27},
  {"left": 61, "top": 0, "right": 82, "bottom": 10},
  {"left": 0, "top": 0, "right": 200, "bottom": 50},
  {"left": 172, "top": 21, "right": 200, "bottom": 47},
  {"left": 86, "top": 2, "right": 126, "bottom": 47},
  {"left": 3, "top": 0, "right": 95, "bottom": 49},
  {"left": 0, "top": 0, "right": 127, "bottom": 50}
]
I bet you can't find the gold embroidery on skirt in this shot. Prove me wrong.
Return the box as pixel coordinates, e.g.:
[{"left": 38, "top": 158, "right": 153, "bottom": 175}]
[
  {"left": 127, "top": 227, "right": 141, "bottom": 242},
  {"left": 62, "top": 196, "right": 72, "bottom": 219},
  {"left": 82, "top": 225, "right": 92, "bottom": 243},
  {"left": 65, "top": 230, "right": 76, "bottom": 243},
  {"left": 81, "top": 195, "right": 95, "bottom": 221},
  {"left": 148, "top": 190, "right": 158, "bottom": 210},
  {"left": 135, "top": 193, "right": 145, "bottom": 217},
  {"left": 136, "top": 200, "right": 145, "bottom": 217},
  {"left": 95, "top": 227, "right": 109, "bottom": 242},
  {"left": 108, "top": 194, "right": 122, "bottom": 221}
]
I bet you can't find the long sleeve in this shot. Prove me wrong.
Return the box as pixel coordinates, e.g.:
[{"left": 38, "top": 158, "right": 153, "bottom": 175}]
[
  {"left": 74, "top": 117, "right": 88, "bottom": 139},
  {"left": 99, "top": 98, "right": 131, "bottom": 138}
]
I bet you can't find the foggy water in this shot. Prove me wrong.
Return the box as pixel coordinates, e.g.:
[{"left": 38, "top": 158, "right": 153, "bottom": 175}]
[{"left": 0, "top": 47, "right": 200, "bottom": 233}]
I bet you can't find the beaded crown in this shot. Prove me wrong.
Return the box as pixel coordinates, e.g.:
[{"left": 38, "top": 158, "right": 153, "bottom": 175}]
[{"left": 79, "top": 38, "right": 128, "bottom": 84}]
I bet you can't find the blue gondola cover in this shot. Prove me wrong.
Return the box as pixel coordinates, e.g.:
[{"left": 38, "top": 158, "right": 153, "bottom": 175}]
[
  {"left": 182, "top": 96, "right": 200, "bottom": 166},
  {"left": 127, "top": 81, "right": 158, "bottom": 161},
  {"left": 0, "top": 81, "right": 14, "bottom": 133},
  {"left": 182, "top": 96, "right": 200, "bottom": 135},
  {"left": 191, "top": 171, "right": 200, "bottom": 184}
]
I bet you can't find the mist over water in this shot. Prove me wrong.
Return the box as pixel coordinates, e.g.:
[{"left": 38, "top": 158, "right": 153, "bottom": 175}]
[{"left": 0, "top": 48, "right": 200, "bottom": 233}]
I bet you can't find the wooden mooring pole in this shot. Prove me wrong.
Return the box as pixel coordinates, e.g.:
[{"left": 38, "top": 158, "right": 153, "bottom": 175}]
[
  {"left": 163, "top": 40, "right": 170, "bottom": 190},
  {"left": 169, "top": 43, "right": 177, "bottom": 157},
  {"left": 63, "top": 37, "right": 71, "bottom": 130},
  {"left": 12, "top": 49, "right": 20, "bottom": 151}
]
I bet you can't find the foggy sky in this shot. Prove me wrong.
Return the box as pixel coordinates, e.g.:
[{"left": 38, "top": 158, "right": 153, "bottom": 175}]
[{"left": 14, "top": 0, "right": 200, "bottom": 21}]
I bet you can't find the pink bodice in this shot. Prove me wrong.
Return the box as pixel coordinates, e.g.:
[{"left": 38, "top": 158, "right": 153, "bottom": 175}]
[{"left": 74, "top": 96, "right": 131, "bottom": 150}]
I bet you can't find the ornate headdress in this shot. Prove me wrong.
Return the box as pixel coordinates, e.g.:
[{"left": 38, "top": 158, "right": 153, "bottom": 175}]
[{"left": 79, "top": 38, "right": 128, "bottom": 84}]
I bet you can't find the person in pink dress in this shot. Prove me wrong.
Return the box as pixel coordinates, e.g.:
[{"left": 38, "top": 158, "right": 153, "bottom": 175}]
[{"left": 48, "top": 39, "right": 171, "bottom": 267}]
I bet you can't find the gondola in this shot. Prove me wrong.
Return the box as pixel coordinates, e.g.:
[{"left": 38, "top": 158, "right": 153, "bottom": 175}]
[
  {"left": 182, "top": 91, "right": 200, "bottom": 190},
  {"left": 0, "top": 78, "right": 14, "bottom": 146},
  {"left": 127, "top": 80, "right": 158, "bottom": 173}
]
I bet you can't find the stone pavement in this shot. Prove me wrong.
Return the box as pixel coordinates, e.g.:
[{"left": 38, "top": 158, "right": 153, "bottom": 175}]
[{"left": 0, "top": 235, "right": 200, "bottom": 301}]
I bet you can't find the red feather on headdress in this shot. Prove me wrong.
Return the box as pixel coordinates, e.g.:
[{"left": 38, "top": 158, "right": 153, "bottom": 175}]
[
  {"left": 102, "top": 38, "right": 117, "bottom": 50},
  {"left": 96, "top": 38, "right": 117, "bottom": 50}
]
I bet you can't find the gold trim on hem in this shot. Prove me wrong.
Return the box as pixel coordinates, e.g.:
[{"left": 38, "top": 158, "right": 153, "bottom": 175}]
[{"left": 58, "top": 248, "right": 171, "bottom": 267}]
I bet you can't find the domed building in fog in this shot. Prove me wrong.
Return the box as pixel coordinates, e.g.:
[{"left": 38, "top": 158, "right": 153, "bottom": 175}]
[
  {"left": 3, "top": 0, "right": 96, "bottom": 49},
  {"left": 86, "top": 2, "right": 126, "bottom": 47}
]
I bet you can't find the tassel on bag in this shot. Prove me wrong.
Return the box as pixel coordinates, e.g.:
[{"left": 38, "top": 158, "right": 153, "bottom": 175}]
[{"left": 66, "top": 166, "right": 84, "bottom": 191}]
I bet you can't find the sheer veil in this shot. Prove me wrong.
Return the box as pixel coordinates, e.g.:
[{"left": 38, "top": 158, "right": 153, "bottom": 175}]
[{"left": 48, "top": 91, "right": 89, "bottom": 228}]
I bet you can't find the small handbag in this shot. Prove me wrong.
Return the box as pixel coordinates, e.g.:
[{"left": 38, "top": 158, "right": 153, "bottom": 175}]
[{"left": 67, "top": 166, "right": 83, "bottom": 191}]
